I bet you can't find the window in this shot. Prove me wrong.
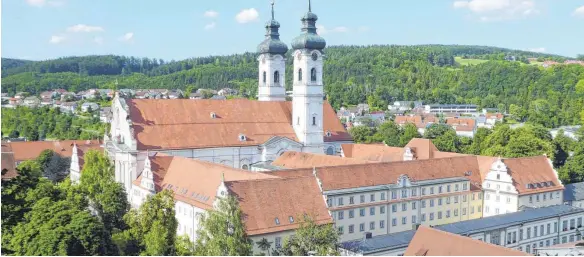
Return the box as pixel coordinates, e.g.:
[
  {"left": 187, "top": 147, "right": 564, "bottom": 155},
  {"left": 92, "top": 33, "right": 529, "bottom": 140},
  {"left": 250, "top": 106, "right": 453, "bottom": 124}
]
[
  {"left": 412, "top": 202, "right": 417, "bottom": 210},
  {"left": 349, "top": 196, "right": 354, "bottom": 204},
  {"left": 543, "top": 194, "right": 547, "bottom": 200},
  {"left": 485, "top": 206, "right": 490, "bottom": 213},
  {"left": 421, "top": 200, "right": 426, "bottom": 208},
  {"left": 546, "top": 240, "right": 550, "bottom": 247},
  {"left": 422, "top": 188, "right": 426, "bottom": 195},
  {"left": 479, "top": 193, "right": 482, "bottom": 199},
  {"left": 553, "top": 238, "right": 558, "bottom": 245},
  {"left": 526, "top": 245, "right": 530, "bottom": 254},
  {"left": 402, "top": 190, "right": 407, "bottom": 198},
  {"left": 392, "top": 218, "right": 397, "bottom": 226},
  {"left": 438, "top": 211, "right": 442, "bottom": 219},
  {"left": 298, "top": 68, "right": 302, "bottom": 81},
  {"left": 412, "top": 215, "right": 417, "bottom": 224},
  {"left": 550, "top": 192, "right": 553, "bottom": 199},
  {"left": 540, "top": 225, "right": 544, "bottom": 236},
  {"left": 275, "top": 237, "right": 282, "bottom": 248},
  {"left": 472, "top": 193, "right": 476, "bottom": 201},
  {"left": 430, "top": 187, "right": 435, "bottom": 194},
  {"left": 454, "top": 209, "right": 459, "bottom": 216},
  {"left": 370, "top": 194, "right": 375, "bottom": 202},
  {"left": 421, "top": 214, "right": 426, "bottom": 222},
  {"left": 310, "top": 68, "right": 317, "bottom": 82},
  {"left": 370, "top": 222, "right": 375, "bottom": 230},
  {"left": 380, "top": 206, "right": 386, "bottom": 214},
  {"left": 360, "top": 195, "right": 365, "bottom": 203},
  {"left": 495, "top": 208, "right": 500, "bottom": 214},
  {"left": 402, "top": 217, "right": 407, "bottom": 225},
  {"left": 349, "top": 225, "right": 354, "bottom": 234},
  {"left": 536, "top": 194, "right": 540, "bottom": 202},
  {"left": 338, "top": 226, "right": 344, "bottom": 235},
  {"left": 360, "top": 208, "right": 365, "bottom": 217},
  {"left": 381, "top": 192, "right": 386, "bottom": 200},
  {"left": 297, "top": 116, "right": 300, "bottom": 125},
  {"left": 529, "top": 196, "right": 533, "bottom": 203},
  {"left": 478, "top": 205, "right": 482, "bottom": 212},
  {"left": 486, "top": 193, "right": 490, "bottom": 200},
  {"left": 497, "top": 184, "right": 500, "bottom": 190},
  {"left": 447, "top": 185, "right": 451, "bottom": 192},
  {"left": 471, "top": 206, "right": 475, "bottom": 214},
  {"left": 446, "top": 197, "right": 451, "bottom": 204},
  {"left": 430, "top": 213, "right": 435, "bottom": 220},
  {"left": 327, "top": 198, "right": 332, "bottom": 207},
  {"left": 578, "top": 217, "right": 582, "bottom": 228},
  {"left": 338, "top": 198, "right": 344, "bottom": 206},
  {"left": 563, "top": 220, "right": 568, "bottom": 231},
  {"left": 547, "top": 224, "right": 551, "bottom": 234},
  {"left": 527, "top": 228, "right": 531, "bottom": 239},
  {"left": 562, "top": 236, "right": 567, "bottom": 243},
  {"left": 463, "top": 195, "right": 467, "bottom": 202},
  {"left": 262, "top": 71, "right": 266, "bottom": 83},
  {"left": 446, "top": 210, "right": 450, "bottom": 218},
  {"left": 463, "top": 183, "right": 468, "bottom": 190},
  {"left": 360, "top": 223, "right": 365, "bottom": 232},
  {"left": 380, "top": 220, "right": 385, "bottom": 229},
  {"left": 454, "top": 196, "right": 459, "bottom": 203},
  {"left": 312, "top": 116, "right": 316, "bottom": 126},
  {"left": 571, "top": 219, "right": 576, "bottom": 229},
  {"left": 455, "top": 184, "right": 459, "bottom": 191},
  {"left": 519, "top": 229, "right": 523, "bottom": 240},
  {"left": 349, "top": 210, "right": 354, "bottom": 218},
  {"left": 402, "top": 203, "right": 407, "bottom": 211},
  {"left": 507, "top": 232, "right": 512, "bottom": 244},
  {"left": 337, "top": 211, "right": 344, "bottom": 220},
  {"left": 540, "top": 241, "right": 544, "bottom": 247},
  {"left": 370, "top": 207, "right": 375, "bottom": 216},
  {"left": 274, "top": 71, "right": 279, "bottom": 83},
  {"left": 411, "top": 189, "right": 417, "bottom": 197},
  {"left": 534, "top": 226, "right": 537, "bottom": 237},
  {"left": 462, "top": 208, "right": 466, "bottom": 215},
  {"left": 487, "top": 183, "right": 491, "bottom": 188},
  {"left": 392, "top": 204, "right": 397, "bottom": 213},
  {"left": 554, "top": 222, "right": 558, "bottom": 233},
  {"left": 438, "top": 198, "right": 443, "bottom": 206},
  {"left": 439, "top": 186, "right": 443, "bottom": 193},
  {"left": 392, "top": 191, "right": 397, "bottom": 199},
  {"left": 507, "top": 197, "right": 511, "bottom": 203},
  {"left": 430, "top": 199, "right": 435, "bottom": 207}
]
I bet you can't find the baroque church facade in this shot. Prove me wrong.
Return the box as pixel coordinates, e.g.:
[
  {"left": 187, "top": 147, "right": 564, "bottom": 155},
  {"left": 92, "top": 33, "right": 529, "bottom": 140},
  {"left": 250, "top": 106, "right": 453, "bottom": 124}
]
[{"left": 98, "top": 1, "right": 353, "bottom": 194}]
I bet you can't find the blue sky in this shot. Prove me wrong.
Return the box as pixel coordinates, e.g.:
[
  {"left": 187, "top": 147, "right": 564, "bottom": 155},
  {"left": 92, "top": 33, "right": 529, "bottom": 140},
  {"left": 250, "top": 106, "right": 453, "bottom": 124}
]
[{"left": 2, "top": 0, "right": 584, "bottom": 61}]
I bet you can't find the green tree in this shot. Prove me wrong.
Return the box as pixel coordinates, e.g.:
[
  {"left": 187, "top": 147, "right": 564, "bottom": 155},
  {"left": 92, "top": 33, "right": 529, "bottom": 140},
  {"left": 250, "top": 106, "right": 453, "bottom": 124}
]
[
  {"left": 553, "top": 129, "right": 576, "bottom": 168},
  {"left": 122, "top": 189, "right": 178, "bottom": 256},
  {"left": 399, "top": 123, "right": 421, "bottom": 146},
  {"left": 423, "top": 124, "right": 452, "bottom": 139},
  {"left": 194, "top": 195, "right": 253, "bottom": 256},
  {"left": 255, "top": 238, "right": 273, "bottom": 256},
  {"left": 36, "top": 149, "right": 71, "bottom": 183},
  {"left": 464, "top": 127, "right": 491, "bottom": 155},
  {"left": 559, "top": 142, "right": 584, "bottom": 184},
  {"left": 373, "top": 121, "right": 403, "bottom": 146},
  {"left": 348, "top": 126, "right": 374, "bottom": 143},
  {"left": 175, "top": 235, "right": 196, "bottom": 256},
  {"left": 432, "top": 130, "right": 460, "bottom": 152},
  {"left": 275, "top": 215, "right": 339, "bottom": 256}
]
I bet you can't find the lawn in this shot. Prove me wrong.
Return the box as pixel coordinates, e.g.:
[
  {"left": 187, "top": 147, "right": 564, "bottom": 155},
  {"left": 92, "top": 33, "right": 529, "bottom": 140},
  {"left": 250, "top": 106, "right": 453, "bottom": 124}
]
[{"left": 455, "top": 57, "right": 490, "bottom": 66}]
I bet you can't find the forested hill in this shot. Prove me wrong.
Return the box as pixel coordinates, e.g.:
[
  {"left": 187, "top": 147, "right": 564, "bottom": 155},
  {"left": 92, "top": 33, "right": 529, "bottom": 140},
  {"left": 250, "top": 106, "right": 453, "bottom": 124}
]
[{"left": 2, "top": 44, "right": 583, "bottom": 128}]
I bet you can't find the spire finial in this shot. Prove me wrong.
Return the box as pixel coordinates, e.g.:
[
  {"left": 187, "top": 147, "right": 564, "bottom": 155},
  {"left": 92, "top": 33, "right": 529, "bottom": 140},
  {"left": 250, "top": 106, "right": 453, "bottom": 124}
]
[
  {"left": 221, "top": 172, "right": 225, "bottom": 183},
  {"left": 308, "top": 0, "right": 312, "bottom": 12},
  {"left": 271, "top": 0, "right": 275, "bottom": 20}
]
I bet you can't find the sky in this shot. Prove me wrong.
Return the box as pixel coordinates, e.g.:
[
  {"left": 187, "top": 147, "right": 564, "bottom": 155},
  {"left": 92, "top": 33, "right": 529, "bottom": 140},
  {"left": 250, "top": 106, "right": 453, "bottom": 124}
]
[{"left": 2, "top": 0, "right": 584, "bottom": 61}]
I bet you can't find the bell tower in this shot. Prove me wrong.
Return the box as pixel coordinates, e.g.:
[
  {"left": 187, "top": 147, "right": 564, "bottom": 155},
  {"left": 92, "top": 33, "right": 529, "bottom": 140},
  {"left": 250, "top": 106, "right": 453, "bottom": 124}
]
[
  {"left": 257, "top": 1, "right": 288, "bottom": 101},
  {"left": 291, "top": 0, "right": 326, "bottom": 154}
]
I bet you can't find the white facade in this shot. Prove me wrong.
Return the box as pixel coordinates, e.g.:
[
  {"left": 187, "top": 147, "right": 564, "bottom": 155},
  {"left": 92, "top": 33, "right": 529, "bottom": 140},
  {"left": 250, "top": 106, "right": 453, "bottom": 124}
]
[
  {"left": 258, "top": 53, "right": 287, "bottom": 101},
  {"left": 292, "top": 49, "right": 325, "bottom": 154}
]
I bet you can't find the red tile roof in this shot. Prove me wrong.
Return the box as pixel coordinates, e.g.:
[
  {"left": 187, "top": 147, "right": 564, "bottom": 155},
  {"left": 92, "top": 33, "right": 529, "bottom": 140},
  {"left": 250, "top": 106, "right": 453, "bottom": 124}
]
[
  {"left": 1, "top": 144, "right": 17, "bottom": 180},
  {"left": 226, "top": 176, "right": 333, "bottom": 235},
  {"left": 272, "top": 151, "right": 372, "bottom": 169},
  {"left": 405, "top": 226, "right": 530, "bottom": 256},
  {"left": 446, "top": 118, "right": 476, "bottom": 132},
  {"left": 127, "top": 99, "right": 351, "bottom": 150},
  {"left": 503, "top": 155, "right": 564, "bottom": 195},
  {"left": 6, "top": 140, "right": 102, "bottom": 162},
  {"left": 341, "top": 143, "right": 405, "bottom": 162}
]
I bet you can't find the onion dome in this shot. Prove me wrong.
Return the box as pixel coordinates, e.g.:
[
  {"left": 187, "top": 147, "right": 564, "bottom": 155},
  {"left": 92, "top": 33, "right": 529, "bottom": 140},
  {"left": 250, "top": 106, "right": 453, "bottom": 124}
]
[
  {"left": 291, "top": 0, "right": 326, "bottom": 51},
  {"left": 257, "top": 1, "right": 289, "bottom": 56}
]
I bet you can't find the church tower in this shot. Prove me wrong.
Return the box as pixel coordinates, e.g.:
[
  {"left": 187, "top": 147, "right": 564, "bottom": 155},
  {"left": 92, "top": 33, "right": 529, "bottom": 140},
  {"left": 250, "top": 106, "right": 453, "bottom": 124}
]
[
  {"left": 257, "top": 1, "right": 288, "bottom": 101},
  {"left": 291, "top": 0, "right": 326, "bottom": 154}
]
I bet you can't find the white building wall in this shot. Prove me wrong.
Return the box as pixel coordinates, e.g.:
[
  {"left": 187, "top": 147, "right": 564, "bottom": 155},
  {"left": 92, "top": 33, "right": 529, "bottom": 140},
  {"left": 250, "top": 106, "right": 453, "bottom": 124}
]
[
  {"left": 249, "top": 230, "right": 296, "bottom": 255},
  {"left": 258, "top": 54, "right": 287, "bottom": 102},
  {"left": 518, "top": 190, "right": 563, "bottom": 208}
]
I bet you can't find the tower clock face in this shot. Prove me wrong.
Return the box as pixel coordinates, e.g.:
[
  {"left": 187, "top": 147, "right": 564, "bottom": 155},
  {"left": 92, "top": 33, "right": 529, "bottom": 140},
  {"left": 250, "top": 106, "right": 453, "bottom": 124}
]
[{"left": 311, "top": 52, "right": 318, "bottom": 61}]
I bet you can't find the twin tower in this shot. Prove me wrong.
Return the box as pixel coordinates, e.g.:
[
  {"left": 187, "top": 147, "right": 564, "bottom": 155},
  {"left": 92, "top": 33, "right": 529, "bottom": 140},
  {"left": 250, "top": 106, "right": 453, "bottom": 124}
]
[{"left": 257, "top": 0, "right": 326, "bottom": 153}]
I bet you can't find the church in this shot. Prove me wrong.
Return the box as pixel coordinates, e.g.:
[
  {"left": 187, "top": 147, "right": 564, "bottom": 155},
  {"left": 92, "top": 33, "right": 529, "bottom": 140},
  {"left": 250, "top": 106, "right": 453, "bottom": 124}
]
[{"left": 99, "top": 0, "right": 353, "bottom": 194}]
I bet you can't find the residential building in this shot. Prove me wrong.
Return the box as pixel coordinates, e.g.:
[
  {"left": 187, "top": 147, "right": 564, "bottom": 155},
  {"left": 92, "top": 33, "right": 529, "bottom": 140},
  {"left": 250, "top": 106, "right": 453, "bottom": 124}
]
[
  {"left": 341, "top": 205, "right": 584, "bottom": 256},
  {"left": 23, "top": 96, "right": 41, "bottom": 107},
  {"left": 446, "top": 117, "right": 476, "bottom": 137},
  {"left": 551, "top": 126, "right": 581, "bottom": 140},
  {"left": 81, "top": 102, "right": 100, "bottom": 112},
  {"left": 341, "top": 138, "right": 466, "bottom": 163},
  {"left": 564, "top": 182, "right": 584, "bottom": 208},
  {"left": 394, "top": 115, "right": 437, "bottom": 135},
  {"left": 404, "top": 226, "right": 529, "bottom": 256},
  {"left": 100, "top": 107, "right": 113, "bottom": 123},
  {"left": 388, "top": 101, "right": 423, "bottom": 112},
  {"left": 369, "top": 111, "right": 386, "bottom": 124},
  {"left": 423, "top": 104, "right": 478, "bottom": 114},
  {"left": 59, "top": 101, "right": 78, "bottom": 113},
  {"left": 4, "top": 140, "right": 102, "bottom": 166},
  {"left": 534, "top": 240, "right": 584, "bottom": 256}
]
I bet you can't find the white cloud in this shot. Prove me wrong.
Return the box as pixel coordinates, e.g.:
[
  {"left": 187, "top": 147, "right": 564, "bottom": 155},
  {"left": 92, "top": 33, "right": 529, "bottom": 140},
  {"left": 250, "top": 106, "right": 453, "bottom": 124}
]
[
  {"left": 574, "top": 6, "right": 584, "bottom": 17},
  {"left": 204, "top": 22, "right": 216, "bottom": 30},
  {"left": 119, "top": 32, "right": 134, "bottom": 42},
  {"left": 26, "top": 0, "right": 65, "bottom": 7},
  {"left": 357, "top": 26, "right": 371, "bottom": 32},
  {"left": 527, "top": 47, "right": 546, "bottom": 53},
  {"left": 316, "top": 25, "right": 327, "bottom": 35},
  {"left": 235, "top": 8, "right": 259, "bottom": 24},
  {"left": 331, "top": 26, "right": 349, "bottom": 33},
  {"left": 49, "top": 35, "right": 65, "bottom": 44},
  {"left": 204, "top": 10, "right": 219, "bottom": 18},
  {"left": 67, "top": 24, "right": 104, "bottom": 33},
  {"left": 94, "top": 37, "right": 104, "bottom": 45},
  {"left": 453, "top": 0, "right": 540, "bottom": 21}
]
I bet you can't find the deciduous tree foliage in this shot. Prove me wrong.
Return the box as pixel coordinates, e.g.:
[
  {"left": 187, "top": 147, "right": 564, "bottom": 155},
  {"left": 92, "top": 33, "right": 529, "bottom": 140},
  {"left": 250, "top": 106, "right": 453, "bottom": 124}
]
[
  {"left": 274, "top": 215, "right": 340, "bottom": 256},
  {"left": 194, "top": 195, "right": 253, "bottom": 256},
  {"left": 37, "top": 149, "right": 71, "bottom": 183}
]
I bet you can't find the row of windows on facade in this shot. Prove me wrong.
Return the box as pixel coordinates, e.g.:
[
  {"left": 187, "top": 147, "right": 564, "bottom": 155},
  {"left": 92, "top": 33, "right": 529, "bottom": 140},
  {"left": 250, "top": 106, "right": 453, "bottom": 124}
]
[
  {"left": 261, "top": 68, "right": 319, "bottom": 84},
  {"left": 336, "top": 207, "right": 482, "bottom": 235},
  {"left": 327, "top": 183, "right": 474, "bottom": 207},
  {"left": 513, "top": 218, "right": 583, "bottom": 244},
  {"left": 529, "top": 191, "right": 560, "bottom": 203},
  {"left": 335, "top": 203, "right": 482, "bottom": 222},
  {"left": 520, "top": 234, "right": 582, "bottom": 254}
]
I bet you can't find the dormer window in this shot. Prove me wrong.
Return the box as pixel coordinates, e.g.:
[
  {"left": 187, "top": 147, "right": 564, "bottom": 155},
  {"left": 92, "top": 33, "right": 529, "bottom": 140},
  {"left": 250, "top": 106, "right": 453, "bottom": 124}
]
[
  {"left": 464, "top": 171, "right": 472, "bottom": 176},
  {"left": 275, "top": 218, "right": 280, "bottom": 225},
  {"left": 210, "top": 112, "right": 217, "bottom": 119},
  {"left": 325, "top": 130, "right": 332, "bottom": 137},
  {"left": 289, "top": 216, "right": 294, "bottom": 223},
  {"left": 238, "top": 134, "right": 247, "bottom": 142}
]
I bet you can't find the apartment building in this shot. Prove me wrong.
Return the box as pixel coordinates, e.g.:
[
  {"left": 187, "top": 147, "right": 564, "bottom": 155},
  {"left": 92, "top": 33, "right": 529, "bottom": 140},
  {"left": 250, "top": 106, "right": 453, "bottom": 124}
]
[{"left": 342, "top": 204, "right": 584, "bottom": 256}]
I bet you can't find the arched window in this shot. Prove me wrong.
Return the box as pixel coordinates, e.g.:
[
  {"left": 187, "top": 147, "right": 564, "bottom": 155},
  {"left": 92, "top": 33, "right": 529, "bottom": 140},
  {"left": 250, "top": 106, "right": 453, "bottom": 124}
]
[
  {"left": 312, "top": 116, "right": 316, "bottom": 126},
  {"left": 274, "top": 71, "right": 279, "bottom": 83},
  {"left": 298, "top": 69, "right": 303, "bottom": 81},
  {"left": 262, "top": 71, "right": 266, "bottom": 83},
  {"left": 311, "top": 68, "right": 317, "bottom": 82},
  {"left": 242, "top": 164, "right": 249, "bottom": 170},
  {"left": 326, "top": 147, "right": 334, "bottom": 155}
]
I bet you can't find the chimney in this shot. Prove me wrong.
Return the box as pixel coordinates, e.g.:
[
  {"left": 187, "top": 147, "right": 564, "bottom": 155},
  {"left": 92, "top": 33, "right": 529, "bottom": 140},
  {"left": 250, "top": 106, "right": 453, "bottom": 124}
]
[{"left": 364, "top": 232, "right": 372, "bottom": 240}]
